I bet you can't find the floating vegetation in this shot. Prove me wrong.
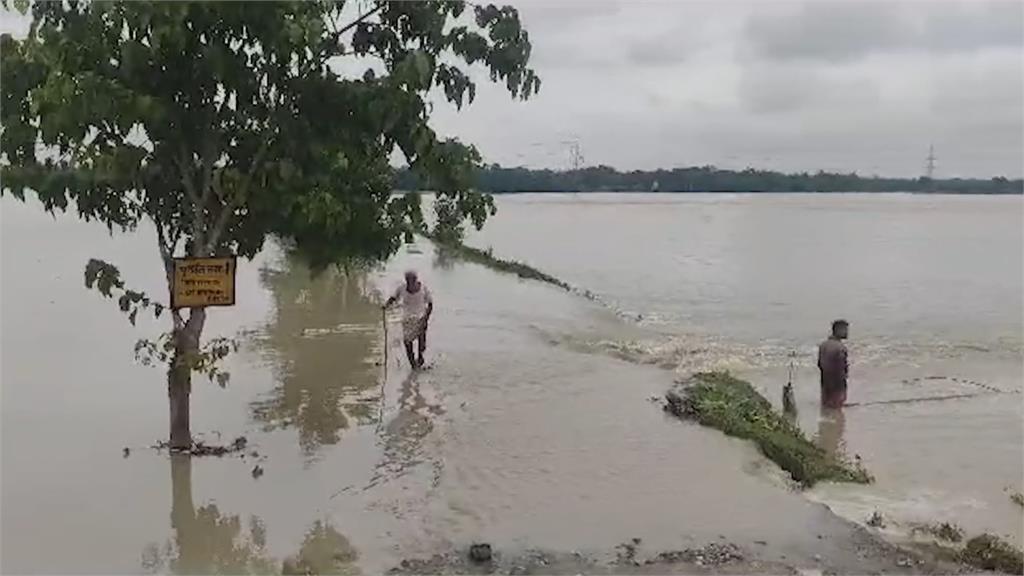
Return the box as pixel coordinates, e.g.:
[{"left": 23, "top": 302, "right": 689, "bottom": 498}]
[
  {"left": 1010, "top": 491, "right": 1024, "bottom": 508},
  {"left": 959, "top": 534, "right": 1024, "bottom": 574},
  {"left": 867, "top": 511, "right": 886, "bottom": 528},
  {"left": 664, "top": 372, "right": 872, "bottom": 487},
  {"left": 153, "top": 436, "right": 249, "bottom": 457},
  {"left": 909, "top": 522, "right": 964, "bottom": 543}
]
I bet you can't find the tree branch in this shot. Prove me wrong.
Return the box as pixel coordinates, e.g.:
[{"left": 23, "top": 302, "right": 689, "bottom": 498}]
[
  {"left": 317, "top": 1, "right": 386, "bottom": 65},
  {"left": 204, "top": 136, "right": 272, "bottom": 252},
  {"left": 153, "top": 216, "right": 184, "bottom": 332},
  {"left": 175, "top": 148, "right": 205, "bottom": 252},
  {"left": 338, "top": 2, "right": 385, "bottom": 36},
  {"left": 156, "top": 215, "right": 174, "bottom": 257},
  {"left": 171, "top": 309, "right": 185, "bottom": 332},
  {"left": 198, "top": 136, "right": 217, "bottom": 212}
]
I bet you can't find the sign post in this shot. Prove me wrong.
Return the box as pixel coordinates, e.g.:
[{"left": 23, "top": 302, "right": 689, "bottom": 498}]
[{"left": 171, "top": 256, "right": 237, "bottom": 309}]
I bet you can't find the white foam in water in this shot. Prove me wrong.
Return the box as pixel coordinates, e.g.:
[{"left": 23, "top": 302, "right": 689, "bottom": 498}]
[
  {"left": 806, "top": 485, "right": 987, "bottom": 541},
  {"left": 302, "top": 324, "right": 378, "bottom": 338}
]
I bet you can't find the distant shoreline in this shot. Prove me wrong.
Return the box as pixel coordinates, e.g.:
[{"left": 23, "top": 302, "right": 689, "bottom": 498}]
[
  {"left": 483, "top": 189, "right": 1024, "bottom": 195},
  {"left": 395, "top": 165, "right": 1023, "bottom": 195},
  {"left": 398, "top": 189, "right": 1024, "bottom": 196}
]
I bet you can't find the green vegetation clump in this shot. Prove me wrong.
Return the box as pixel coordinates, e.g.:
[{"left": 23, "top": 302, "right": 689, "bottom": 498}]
[
  {"left": 910, "top": 522, "right": 964, "bottom": 543},
  {"left": 665, "top": 372, "right": 872, "bottom": 488},
  {"left": 1010, "top": 491, "right": 1024, "bottom": 508},
  {"left": 959, "top": 534, "right": 1024, "bottom": 574},
  {"left": 431, "top": 238, "right": 571, "bottom": 291}
]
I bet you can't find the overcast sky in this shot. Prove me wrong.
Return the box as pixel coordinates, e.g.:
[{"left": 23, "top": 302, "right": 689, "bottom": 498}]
[
  {"left": 3, "top": 1, "right": 1021, "bottom": 177},
  {"left": 433, "top": 0, "right": 1023, "bottom": 177}
]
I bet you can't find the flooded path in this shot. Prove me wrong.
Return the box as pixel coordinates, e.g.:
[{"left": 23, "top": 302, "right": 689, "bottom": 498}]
[
  {"left": 468, "top": 193, "right": 1024, "bottom": 549},
  {"left": 2, "top": 193, "right": 1020, "bottom": 573}
]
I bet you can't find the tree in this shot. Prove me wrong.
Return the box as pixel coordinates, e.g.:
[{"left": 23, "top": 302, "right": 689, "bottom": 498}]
[{"left": 1, "top": 0, "right": 539, "bottom": 449}]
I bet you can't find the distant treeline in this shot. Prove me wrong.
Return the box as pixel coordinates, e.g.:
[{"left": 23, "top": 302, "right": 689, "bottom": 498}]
[{"left": 395, "top": 164, "right": 1023, "bottom": 194}]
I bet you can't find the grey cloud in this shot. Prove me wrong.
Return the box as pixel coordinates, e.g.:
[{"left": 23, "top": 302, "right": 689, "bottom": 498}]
[
  {"left": 737, "top": 63, "right": 881, "bottom": 114},
  {"left": 918, "top": 1, "right": 1024, "bottom": 53},
  {"left": 745, "top": 1, "right": 1024, "bottom": 63},
  {"left": 516, "top": 1, "right": 624, "bottom": 69},
  {"left": 625, "top": 31, "right": 700, "bottom": 66},
  {"left": 521, "top": 1, "right": 722, "bottom": 70},
  {"left": 515, "top": 0, "right": 622, "bottom": 32}
]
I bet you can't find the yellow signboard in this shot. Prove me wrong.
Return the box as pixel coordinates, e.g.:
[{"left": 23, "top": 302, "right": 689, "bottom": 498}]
[{"left": 171, "top": 256, "right": 237, "bottom": 309}]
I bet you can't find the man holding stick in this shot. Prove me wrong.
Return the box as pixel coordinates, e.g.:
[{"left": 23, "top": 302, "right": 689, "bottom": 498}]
[{"left": 383, "top": 270, "right": 433, "bottom": 369}]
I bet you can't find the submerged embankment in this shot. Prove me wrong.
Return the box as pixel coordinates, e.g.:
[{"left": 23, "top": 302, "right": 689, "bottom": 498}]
[
  {"left": 465, "top": 192, "right": 1024, "bottom": 550},
  {"left": 2, "top": 192, "right": 1021, "bottom": 574}
]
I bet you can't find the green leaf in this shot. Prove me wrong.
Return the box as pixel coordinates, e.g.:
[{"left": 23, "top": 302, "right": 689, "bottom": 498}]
[
  {"left": 411, "top": 50, "right": 432, "bottom": 88},
  {"left": 215, "top": 372, "right": 230, "bottom": 388}
]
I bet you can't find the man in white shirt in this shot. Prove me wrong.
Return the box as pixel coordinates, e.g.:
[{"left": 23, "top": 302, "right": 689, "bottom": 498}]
[{"left": 384, "top": 270, "right": 433, "bottom": 368}]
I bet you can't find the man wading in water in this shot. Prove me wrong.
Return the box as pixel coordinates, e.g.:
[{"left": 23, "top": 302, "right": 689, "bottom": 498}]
[
  {"left": 818, "top": 319, "right": 850, "bottom": 408},
  {"left": 384, "top": 270, "right": 433, "bottom": 369}
]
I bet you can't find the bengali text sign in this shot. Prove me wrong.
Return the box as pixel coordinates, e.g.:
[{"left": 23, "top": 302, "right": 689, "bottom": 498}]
[{"left": 172, "top": 257, "right": 236, "bottom": 309}]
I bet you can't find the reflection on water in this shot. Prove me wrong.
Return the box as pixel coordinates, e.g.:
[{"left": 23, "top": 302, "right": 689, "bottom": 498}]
[
  {"left": 143, "top": 456, "right": 359, "bottom": 575},
  {"left": 143, "top": 456, "right": 276, "bottom": 574},
  {"left": 816, "top": 408, "right": 847, "bottom": 458},
  {"left": 368, "top": 372, "right": 444, "bottom": 490},
  {"left": 281, "top": 521, "right": 359, "bottom": 576},
  {"left": 252, "top": 259, "right": 382, "bottom": 455}
]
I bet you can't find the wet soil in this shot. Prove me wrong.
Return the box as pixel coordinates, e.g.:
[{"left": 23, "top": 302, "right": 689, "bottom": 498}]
[{"left": 389, "top": 534, "right": 963, "bottom": 575}]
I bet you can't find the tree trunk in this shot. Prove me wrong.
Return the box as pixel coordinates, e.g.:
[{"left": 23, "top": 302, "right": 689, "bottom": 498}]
[
  {"left": 167, "top": 307, "right": 207, "bottom": 450},
  {"left": 167, "top": 359, "right": 192, "bottom": 450}
]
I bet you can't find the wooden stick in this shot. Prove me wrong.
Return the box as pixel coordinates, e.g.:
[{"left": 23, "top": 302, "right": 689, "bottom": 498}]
[{"left": 377, "top": 307, "right": 388, "bottom": 433}]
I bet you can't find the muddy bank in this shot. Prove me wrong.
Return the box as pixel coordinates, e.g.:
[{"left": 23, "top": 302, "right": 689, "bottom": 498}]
[{"left": 389, "top": 535, "right": 958, "bottom": 575}]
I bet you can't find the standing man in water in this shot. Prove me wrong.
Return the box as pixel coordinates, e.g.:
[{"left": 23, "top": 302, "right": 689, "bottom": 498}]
[
  {"left": 384, "top": 270, "right": 433, "bottom": 369},
  {"left": 818, "top": 319, "right": 849, "bottom": 408}
]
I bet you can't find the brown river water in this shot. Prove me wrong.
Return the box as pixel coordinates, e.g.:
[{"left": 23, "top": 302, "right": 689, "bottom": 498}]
[{"left": 2, "top": 193, "right": 1021, "bottom": 573}]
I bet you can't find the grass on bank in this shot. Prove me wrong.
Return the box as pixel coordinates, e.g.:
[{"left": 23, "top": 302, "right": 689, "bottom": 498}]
[
  {"left": 909, "top": 522, "right": 964, "bottom": 543},
  {"left": 665, "top": 372, "right": 872, "bottom": 488},
  {"left": 908, "top": 530, "right": 1023, "bottom": 574},
  {"left": 429, "top": 237, "right": 571, "bottom": 291},
  {"left": 959, "top": 534, "right": 1024, "bottom": 574}
]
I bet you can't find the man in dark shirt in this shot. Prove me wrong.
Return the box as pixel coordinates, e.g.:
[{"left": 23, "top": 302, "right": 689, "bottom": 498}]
[{"left": 817, "top": 319, "right": 849, "bottom": 409}]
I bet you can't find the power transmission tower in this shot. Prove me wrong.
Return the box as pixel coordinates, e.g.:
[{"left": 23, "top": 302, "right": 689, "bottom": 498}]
[
  {"left": 923, "top": 144, "right": 937, "bottom": 193},
  {"left": 561, "top": 140, "right": 584, "bottom": 171}
]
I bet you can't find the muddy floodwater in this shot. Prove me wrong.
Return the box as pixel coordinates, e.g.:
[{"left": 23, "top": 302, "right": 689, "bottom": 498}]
[{"left": 2, "top": 193, "right": 1022, "bottom": 573}]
